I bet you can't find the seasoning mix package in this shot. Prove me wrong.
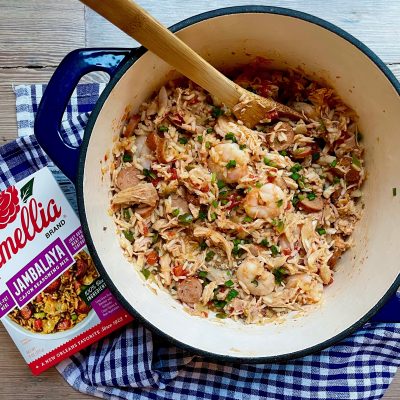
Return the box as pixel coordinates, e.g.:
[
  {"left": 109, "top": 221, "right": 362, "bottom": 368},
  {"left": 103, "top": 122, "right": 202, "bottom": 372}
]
[{"left": 0, "top": 167, "right": 133, "bottom": 374}]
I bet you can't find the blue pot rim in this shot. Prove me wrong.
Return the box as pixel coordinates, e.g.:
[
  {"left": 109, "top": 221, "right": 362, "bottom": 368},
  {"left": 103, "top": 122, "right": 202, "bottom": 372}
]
[{"left": 76, "top": 5, "right": 400, "bottom": 363}]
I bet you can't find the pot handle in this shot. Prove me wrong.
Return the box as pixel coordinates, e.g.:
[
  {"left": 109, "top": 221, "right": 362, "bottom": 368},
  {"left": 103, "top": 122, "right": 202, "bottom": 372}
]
[
  {"left": 34, "top": 48, "right": 132, "bottom": 183},
  {"left": 370, "top": 292, "right": 400, "bottom": 323}
]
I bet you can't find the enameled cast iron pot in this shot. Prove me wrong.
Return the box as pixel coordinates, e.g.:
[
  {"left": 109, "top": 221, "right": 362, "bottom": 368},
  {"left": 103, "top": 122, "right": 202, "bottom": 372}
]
[{"left": 35, "top": 6, "right": 400, "bottom": 362}]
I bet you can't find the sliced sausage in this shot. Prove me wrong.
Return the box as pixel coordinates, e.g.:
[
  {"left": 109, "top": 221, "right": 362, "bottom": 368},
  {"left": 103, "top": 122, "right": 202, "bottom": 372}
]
[
  {"left": 20, "top": 305, "right": 33, "bottom": 320},
  {"left": 345, "top": 168, "right": 361, "bottom": 184},
  {"left": 298, "top": 197, "right": 324, "bottom": 213},
  {"left": 75, "top": 259, "right": 88, "bottom": 280},
  {"left": 116, "top": 166, "right": 141, "bottom": 191},
  {"left": 269, "top": 122, "right": 294, "bottom": 151},
  {"left": 177, "top": 278, "right": 203, "bottom": 304},
  {"left": 77, "top": 300, "right": 91, "bottom": 315},
  {"left": 57, "top": 319, "right": 72, "bottom": 331},
  {"left": 43, "top": 278, "right": 61, "bottom": 294}
]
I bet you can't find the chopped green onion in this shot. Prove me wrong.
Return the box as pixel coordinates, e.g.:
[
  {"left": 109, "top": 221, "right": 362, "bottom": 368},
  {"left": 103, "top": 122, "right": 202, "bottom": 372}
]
[
  {"left": 279, "top": 150, "right": 287, "bottom": 156},
  {"left": 226, "top": 289, "right": 239, "bottom": 302},
  {"left": 123, "top": 230, "right": 134, "bottom": 241},
  {"left": 255, "top": 182, "right": 263, "bottom": 188},
  {"left": 290, "top": 172, "right": 300, "bottom": 181},
  {"left": 199, "top": 241, "right": 208, "bottom": 251},
  {"left": 298, "top": 194, "right": 306, "bottom": 200},
  {"left": 143, "top": 168, "right": 156, "bottom": 180},
  {"left": 276, "top": 199, "right": 283, "bottom": 207},
  {"left": 263, "top": 157, "right": 272, "bottom": 166},
  {"left": 141, "top": 268, "right": 151, "bottom": 280},
  {"left": 34, "top": 312, "right": 46, "bottom": 319},
  {"left": 122, "top": 152, "right": 133, "bottom": 163},
  {"left": 158, "top": 125, "right": 168, "bottom": 132},
  {"left": 178, "top": 213, "right": 193, "bottom": 225},
  {"left": 198, "top": 271, "right": 208, "bottom": 279},
  {"left": 205, "top": 250, "right": 215, "bottom": 262},
  {"left": 212, "top": 106, "right": 224, "bottom": 118},
  {"left": 210, "top": 212, "right": 217, "bottom": 221},
  {"left": 352, "top": 155, "right": 361, "bottom": 168},
  {"left": 226, "top": 160, "right": 237, "bottom": 169},
  {"left": 276, "top": 220, "right": 285, "bottom": 233},
  {"left": 211, "top": 200, "right": 218, "bottom": 208},
  {"left": 220, "top": 199, "right": 229, "bottom": 206},
  {"left": 393, "top": 187, "right": 397, "bottom": 197},
  {"left": 298, "top": 177, "right": 306, "bottom": 189},
  {"left": 292, "top": 195, "right": 300, "bottom": 207},
  {"left": 273, "top": 267, "right": 288, "bottom": 284},
  {"left": 333, "top": 177, "right": 341, "bottom": 184},
  {"left": 213, "top": 300, "right": 227, "bottom": 309},
  {"left": 71, "top": 314, "right": 78, "bottom": 321},
  {"left": 251, "top": 279, "right": 258, "bottom": 287},
  {"left": 205, "top": 141, "right": 211, "bottom": 149},
  {"left": 232, "top": 239, "right": 243, "bottom": 256},
  {"left": 211, "top": 172, "right": 217, "bottom": 183},
  {"left": 198, "top": 209, "right": 208, "bottom": 220},
  {"left": 307, "top": 192, "right": 316, "bottom": 201},
  {"left": 178, "top": 137, "right": 188, "bottom": 145},
  {"left": 312, "top": 152, "right": 320, "bottom": 162},
  {"left": 225, "top": 132, "right": 237, "bottom": 143},
  {"left": 239, "top": 144, "right": 247, "bottom": 150},
  {"left": 171, "top": 209, "right": 180, "bottom": 217},
  {"left": 151, "top": 233, "right": 159, "bottom": 244},
  {"left": 260, "top": 239, "right": 269, "bottom": 247},
  {"left": 217, "top": 180, "right": 226, "bottom": 190},
  {"left": 123, "top": 208, "right": 130, "bottom": 221},
  {"left": 270, "top": 245, "right": 279, "bottom": 256},
  {"left": 224, "top": 280, "right": 234, "bottom": 287},
  {"left": 216, "top": 312, "right": 228, "bottom": 319},
  {"left": 291, "top": 163, "right": 302, "bottom": 173},
  {"left": 206, "top": 127, "right": 213, "bottom": 134},
  {"left": 330, "top": 159, "right": 338, "bottom": 167},
  {"left": 243, "top": 216, "right": 253, "bottom": 223},
  {"left": 316, "top": 227, "right": 326, "bottom": 235},
  {"left": 197, "top": 135, "right": 203, "bottom": 143}
]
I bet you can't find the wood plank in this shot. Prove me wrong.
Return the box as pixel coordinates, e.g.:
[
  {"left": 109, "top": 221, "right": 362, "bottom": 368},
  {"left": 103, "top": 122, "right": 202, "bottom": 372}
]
[
  {"left": 85, "top": 0, "right": 400, "bottom": 64},
  {"left": 0, "top": 325, "right": 91, "bottom": 399},
  {"left": 0, "top": 0, "right": 85, "bottom": 67}
]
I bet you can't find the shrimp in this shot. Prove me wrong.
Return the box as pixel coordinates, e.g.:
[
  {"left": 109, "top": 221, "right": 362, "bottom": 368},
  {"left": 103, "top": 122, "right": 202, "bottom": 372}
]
[
  {"left": 243, "top": 183, "right": 286, "bottom": 219},
  {"left": 236, "top": 257, "right": 275, "bottom": 296},
  {"left": 208, "top": 143, "right": 249, "bottom": 184},
  {"left": 286, "top": 274, "right": 323, "bottom": 303}
]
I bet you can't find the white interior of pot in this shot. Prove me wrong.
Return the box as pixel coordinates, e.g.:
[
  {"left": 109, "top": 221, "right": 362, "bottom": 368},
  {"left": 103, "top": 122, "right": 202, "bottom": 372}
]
[{"left": 82, "top": 12, "right": 400, "bottom": 358}]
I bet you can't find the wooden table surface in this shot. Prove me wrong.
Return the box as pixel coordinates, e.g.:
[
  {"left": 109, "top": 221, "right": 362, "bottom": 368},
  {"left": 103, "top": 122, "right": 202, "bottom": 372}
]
[{"left": 0, "top": 0, "right": 399, "bottom": 398}]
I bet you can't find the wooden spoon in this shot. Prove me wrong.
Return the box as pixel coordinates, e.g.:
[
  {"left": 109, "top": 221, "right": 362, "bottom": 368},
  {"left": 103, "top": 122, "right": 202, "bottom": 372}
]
[{"left": 80, "top": 0, "right": 303, "bottom": 127}]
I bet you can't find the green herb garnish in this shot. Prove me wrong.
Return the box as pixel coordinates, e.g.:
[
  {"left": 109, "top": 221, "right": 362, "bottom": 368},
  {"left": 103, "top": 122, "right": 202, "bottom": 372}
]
[
  {"left": 123, "top": 230, "right": 134, "bottom": 241},
  {"left": 210, "top": 212, "right": 217, "bottom": 221},
  {"left": 122, "top": 152, "right": 133, "bottom": 163},
  {"left": 178, "top": 137, "right": 188, "bottom": 145},
  {"left": 226, "top": 160, "right": 237, "bottom": 169},
  {"left": 216, "top": 312, "right": 228, "bottom": 319},
  {"left": 279, "top": 150, "right": 287, "bottom": 156},
  {"left": 276, "top": 199, "right": 283, "bottom": 207},
  {"left": 205, "top": 251, "right": 215, "bottom": 262},
  {"left": 290, "top": 172, "right": 300, "bottom": 181},
  {"left": 352, "top": 155, "right": 361, "bottom": 168},
  {"left": 171, "top": 209, "right": 180, "bottom": 217},
  {"left": 199, "top": 209, "right": 208, "bottom": 220},
  {"left": 239, "top": 144, "right": 246, "bottom": 150},
  {"left": 224, "top": 280, "right": 234, "bottom": 287},
  {"left": 205, "top": 141, "right": 211, "bottom": 149},
  {"left": 312, "top": 152, "right": 320, "bottom": 162},
  {"left": 143, "top": 168, "right": 156, "bottom": 180},
  {"left": 260, "top": 239, "right": 269, "bottom": 247},
  {"left": 251, "top": 279, "right": 258, "bottom": 287},
  {"left": 273, "top": 267, "right": 288, "bottom": 284},
  {"left": 178, "top": 213, "right": 193, "bottom": 225},
  {"left": 151, "top": 233, "right": 159, "bottom": 244},
  {"left": 333, "top": 177, "right": 341, "bottom": 184},
  {"left": 211, "top": 200, "right": 218, "bottom": 208},
  {"left": 270, "top": 245, "right": 279, "bottom": 256},
  {"left": 206, "top": 127, "right": 213, "bottom": 134},
  {"left": 217, "top": 180, "right": 226, "bottom": 190},
  {"left": 123, "top": 208, "right": 130, "bottom": 221},
  {"left": 225, "top": 132, "right": 237, "bottom": 143},
  {"left": 307, "top": 192, "right": 316, "bottom": 201},
  {"left": 197, "top": 135, "right": 203, "bottom": 143},
  {"left": 141, "top": 269, "right": 151, "bottom": 280},
  {"left": 158, "top": 125, "right": 168, "bottom": 132},
  {"left": 198, "top": 271, "right": 208, "bottom": 279},
  {"left": 199, "top": 241, "right": 208, "bottom": 251},
  {"left": 330, "top": 159, "right": 338, "bottom": 167},
  {"left": 290, "top": 163, "right": 302, "bottom": 173},
  {"left": 212, "top": 106, "right": 224, "bottom": 118},
  {"left": 213, "top": 300, "right": 227, "bottom": 308},
  {"left": 226, "top": 289, "right": 239, "bottom": 302},
  {"left": 243, "top": 216, "right": 253, "bottom": 223},
  {"left": 292, "top": 195, "right": 300, "bottom": 207},
  {"left": 316, "top": 227, "right": 326, "bottom": 235}
]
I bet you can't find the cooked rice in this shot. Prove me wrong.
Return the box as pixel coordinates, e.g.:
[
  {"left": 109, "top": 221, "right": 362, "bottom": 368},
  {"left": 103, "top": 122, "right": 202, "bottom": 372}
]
[
  {"left": 110, "top": 64, "right": 365, "bottom": 324},
  {"left": 9, "top": 250, "right": 98, "bottom": 333}
]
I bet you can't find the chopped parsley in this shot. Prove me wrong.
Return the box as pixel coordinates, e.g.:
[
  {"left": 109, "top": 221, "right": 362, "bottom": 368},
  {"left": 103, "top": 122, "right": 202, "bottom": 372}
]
[
  {"left": 206, "top": 127, "right": 213, "bottom": 134},
  {"left": 290, "top": 172, "right": 300, "bottom": 181},
  {"left": 279, "top": 150, "right": 287, "bottom": 156},
  {"left": 224, "top": 280, "right": 234, "bottom": 287},
  {"left": 199, "top": 241, "right": 208, "bottom": 251},
  {"left": 226, "top": 160, "right": 237, "bottom": 169},
  {"left": 272, "top": 219, "right": 284, "bottom": 233},
  {"left": 333, "top": 176, "right": 341, "bottom": 184},
  {"left": 213, "top": 300, "right": 227, "bottom": 309},
  {"left": 260, "top": 239, "right": 269, "bottom": 247},
  {"left": 151, "top": 233, "right": 159, "bottom": 244},
  {"left": 217, "top": 180, "right": 226, "bottom": 190},
  {"left": 158, "top": 125, "right": 168, "bottom": 132},
  {"left": 178, "top": 137, "right": 188, "bottom": 145},
  {"left": 198, "top": 270, "right": 208, "bottom": 279},
  {"left": 210, "top": 212, "right": 217, "bottom": 221},
  {"left": 197, "top": 135, "right": 203, "bottom": 143},
  {"left": 243, "top": 216, "right": 253, "bottom": 223},
  {"left": 316, "top": 227, "right": 326, "bottom": 235},
  {"left": 330, "top": 159, "right": 338, "bottom": 167},
  {"left": 211, "top": 200, "right": 219, "bottom": 208},
  {"left": 290, "top": 163, "right": 302, "bottom": 173},
  {"left": 292, "top": 195, "right": 300, "bottom": 207},
  {"left": 198, "top": 209, "right": 208, "bottom": 220}
]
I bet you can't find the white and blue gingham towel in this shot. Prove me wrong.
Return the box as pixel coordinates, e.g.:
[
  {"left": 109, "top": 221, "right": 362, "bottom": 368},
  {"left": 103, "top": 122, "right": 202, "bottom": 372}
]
[{"left": 2, "top": 83, "right": 399, "bottom": 400}]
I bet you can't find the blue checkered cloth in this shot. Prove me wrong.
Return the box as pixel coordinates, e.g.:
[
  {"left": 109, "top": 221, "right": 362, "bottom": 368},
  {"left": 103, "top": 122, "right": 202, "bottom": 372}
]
[{"left": 2, "top": 83, "right": 398, "bottom": 400}]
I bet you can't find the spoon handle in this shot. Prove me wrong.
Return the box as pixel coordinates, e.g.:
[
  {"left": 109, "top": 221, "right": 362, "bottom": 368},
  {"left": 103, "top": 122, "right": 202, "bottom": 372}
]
[{"left": 81, "top": 0, "right": 243, "bottom": 107}]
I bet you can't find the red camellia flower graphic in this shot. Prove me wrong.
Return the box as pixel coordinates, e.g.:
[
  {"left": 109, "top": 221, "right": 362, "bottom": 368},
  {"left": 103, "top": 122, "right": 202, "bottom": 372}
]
[{"left": 0, "top": 186, "right": 20, "bottom": 229}]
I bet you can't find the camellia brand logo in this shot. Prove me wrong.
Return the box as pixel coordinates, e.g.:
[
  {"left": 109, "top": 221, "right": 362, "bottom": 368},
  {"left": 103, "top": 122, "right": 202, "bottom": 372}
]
[{"left": 0, "top": 179, "right": 62, "bottom": 269}]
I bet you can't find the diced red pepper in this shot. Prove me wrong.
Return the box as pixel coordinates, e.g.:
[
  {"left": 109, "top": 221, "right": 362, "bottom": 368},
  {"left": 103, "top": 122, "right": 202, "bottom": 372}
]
[
  {"left": 33, "top": 319, "right": 43, "bottom": 332},
  {"left": 282, "top": 248, "right": 291, "bottom": 256},
  {"left": 173, "top": 264, "right": 188, "bottom": 277},
  {"left": 169, "top": 167, "right": 178, "bottom": 180},
  {"left": 146, "top": 251, "right": 159, "bottom": 266}
]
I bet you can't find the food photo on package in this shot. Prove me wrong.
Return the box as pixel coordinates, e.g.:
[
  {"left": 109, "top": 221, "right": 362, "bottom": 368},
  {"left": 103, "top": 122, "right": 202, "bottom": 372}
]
[{"left": 0, "top": 167, "right": 133, "bottom": 375}]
